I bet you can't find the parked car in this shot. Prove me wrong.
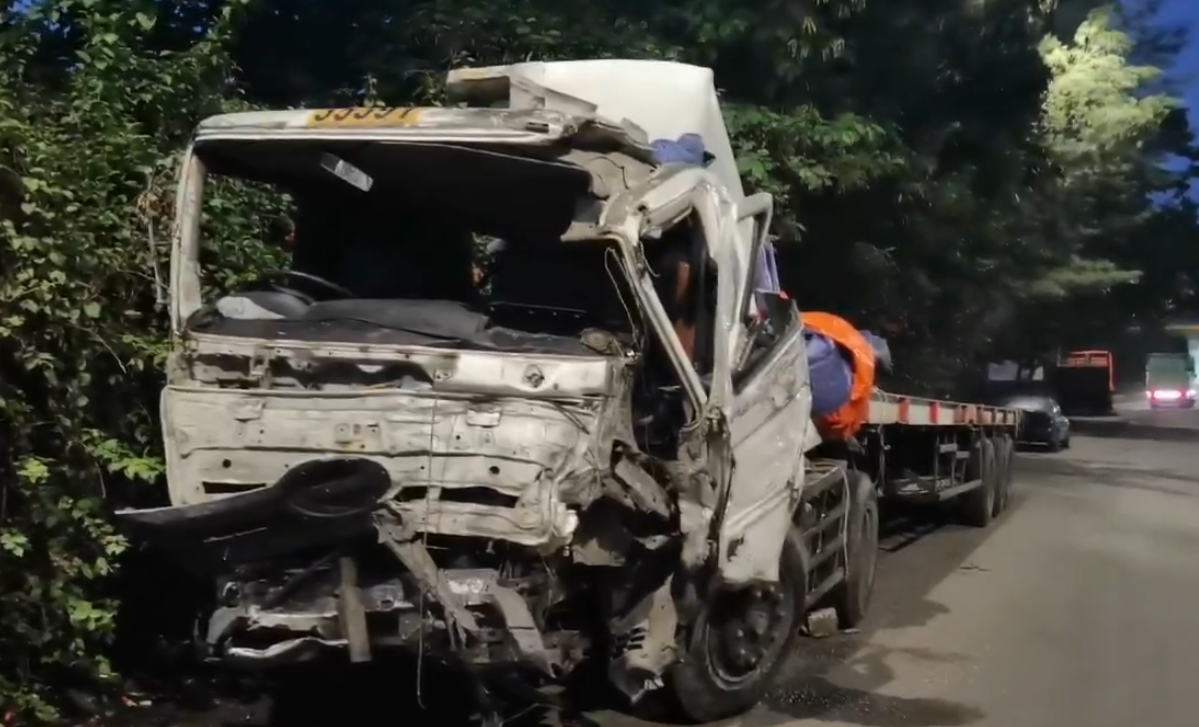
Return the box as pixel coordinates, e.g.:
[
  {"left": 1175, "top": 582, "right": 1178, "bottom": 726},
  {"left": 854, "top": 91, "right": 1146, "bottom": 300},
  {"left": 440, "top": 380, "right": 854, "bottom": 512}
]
[{"left": 995, "top": 394, "right": 1071, "bottom": 451}]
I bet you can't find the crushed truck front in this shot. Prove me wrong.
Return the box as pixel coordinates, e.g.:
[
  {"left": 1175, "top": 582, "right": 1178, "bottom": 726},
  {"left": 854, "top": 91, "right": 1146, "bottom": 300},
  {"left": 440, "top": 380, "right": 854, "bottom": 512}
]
[{"left": 120, "top": 59, "right": 819, "bottom": 725}]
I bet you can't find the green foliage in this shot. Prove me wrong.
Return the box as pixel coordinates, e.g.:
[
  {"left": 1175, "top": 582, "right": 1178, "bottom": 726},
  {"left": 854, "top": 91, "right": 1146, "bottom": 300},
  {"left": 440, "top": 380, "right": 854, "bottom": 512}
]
[{"left": 0, "top": 0, "right": 282, "bottom": 717}]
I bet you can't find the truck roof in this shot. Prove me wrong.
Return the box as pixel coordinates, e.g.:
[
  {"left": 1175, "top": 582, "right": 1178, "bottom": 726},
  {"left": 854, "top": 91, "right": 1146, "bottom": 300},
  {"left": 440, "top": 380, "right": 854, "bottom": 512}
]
[
  {"left": 192, "top": 105, "right": 655, "bottom": 160},
  {"left": 446, "top": 60, "right": 744, "bottom": 202},
  {"left": 194, "top": 60, "right": 745, "bottom": 201}
]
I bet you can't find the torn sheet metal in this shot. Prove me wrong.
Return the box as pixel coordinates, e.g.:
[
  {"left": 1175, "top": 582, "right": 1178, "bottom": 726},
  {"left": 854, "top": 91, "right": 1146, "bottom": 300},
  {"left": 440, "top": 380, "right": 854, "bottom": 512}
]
[
  {"left": 446, "top": 60, "right": 744, "bottom": 202},
  {"left": 163, "top": 337, "right": 633, "bottom": 548}
]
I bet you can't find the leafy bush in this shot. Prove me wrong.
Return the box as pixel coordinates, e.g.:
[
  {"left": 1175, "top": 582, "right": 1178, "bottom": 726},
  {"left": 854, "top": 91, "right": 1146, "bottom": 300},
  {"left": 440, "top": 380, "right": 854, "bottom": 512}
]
[{"left": 0, "top": 0, "right": 278, "bottom": 717}]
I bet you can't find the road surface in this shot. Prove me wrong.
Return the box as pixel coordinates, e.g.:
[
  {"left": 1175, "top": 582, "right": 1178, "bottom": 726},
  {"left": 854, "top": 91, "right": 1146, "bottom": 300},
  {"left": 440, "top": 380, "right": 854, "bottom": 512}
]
[
  {"left": 122, "top": 424, "right": 1199, "bottom": 727},
  {"left": 1116, "top": 390, "right": 1199, "bottom": 429},
  {"left": 733, "top": 434, "right": 1199, "bottom": 727},
  {"left": 597, "top": 406, "right": 1199, "bottom": 727}
]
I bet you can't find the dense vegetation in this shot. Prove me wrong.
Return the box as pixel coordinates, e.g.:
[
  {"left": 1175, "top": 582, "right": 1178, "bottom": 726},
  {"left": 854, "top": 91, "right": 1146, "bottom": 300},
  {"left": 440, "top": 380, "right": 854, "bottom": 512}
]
[{"left": 0, "top": 0, "right": 1195, "bottom": 719}]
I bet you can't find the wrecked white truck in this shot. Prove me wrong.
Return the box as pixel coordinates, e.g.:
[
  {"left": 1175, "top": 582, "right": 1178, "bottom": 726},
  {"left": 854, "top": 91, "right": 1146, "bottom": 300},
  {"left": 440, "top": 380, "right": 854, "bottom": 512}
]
[{"left": 119, "top": 60, "right": 1018, "bottom": 724}]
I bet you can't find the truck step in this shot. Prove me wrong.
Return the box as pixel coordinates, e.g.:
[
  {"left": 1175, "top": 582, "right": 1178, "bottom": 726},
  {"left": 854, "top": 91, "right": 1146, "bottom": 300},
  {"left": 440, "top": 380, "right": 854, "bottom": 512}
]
[{"left": 803, "top": 460, "right": 848, "bottom": 501}]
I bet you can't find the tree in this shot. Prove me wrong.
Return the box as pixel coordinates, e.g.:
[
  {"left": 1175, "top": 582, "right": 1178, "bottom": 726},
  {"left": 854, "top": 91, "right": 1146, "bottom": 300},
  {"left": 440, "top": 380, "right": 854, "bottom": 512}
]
[
  {"left": 999, "top": 6, "right": 1197, "bottom": 365},
  {"left": 0, "top": 0, "right": 283, "bottom": 717}
]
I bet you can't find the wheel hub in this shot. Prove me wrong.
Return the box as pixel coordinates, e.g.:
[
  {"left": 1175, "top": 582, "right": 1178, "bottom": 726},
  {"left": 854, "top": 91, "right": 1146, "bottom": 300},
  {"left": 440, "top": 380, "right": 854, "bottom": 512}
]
[{"left": 708, "top": 584, "right": 793, "bottom": 680}]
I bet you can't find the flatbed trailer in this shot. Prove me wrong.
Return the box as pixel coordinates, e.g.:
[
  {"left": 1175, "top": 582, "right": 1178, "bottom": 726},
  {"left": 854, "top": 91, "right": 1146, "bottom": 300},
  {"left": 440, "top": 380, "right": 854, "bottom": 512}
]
[
  {"left": 792, "top": 390, "right": 1021, "bottom": 633},
  {"left": 863, "top": 390, "right": 1021, "bottom": 517}
]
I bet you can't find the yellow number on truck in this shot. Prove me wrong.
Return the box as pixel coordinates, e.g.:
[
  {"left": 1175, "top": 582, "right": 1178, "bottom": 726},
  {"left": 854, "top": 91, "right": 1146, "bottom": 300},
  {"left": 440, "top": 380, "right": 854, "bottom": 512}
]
[{"left": 305, "top": 107, "right": 424, "bottom": 128}]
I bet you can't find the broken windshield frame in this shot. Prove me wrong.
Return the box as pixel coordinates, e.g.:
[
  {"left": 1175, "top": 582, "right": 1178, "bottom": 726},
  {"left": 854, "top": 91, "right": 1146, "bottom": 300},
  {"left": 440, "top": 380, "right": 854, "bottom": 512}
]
[
  {"left": 172, "top": 135, "right": 719, "bottom": 416},
  {"left": 171, "top": 138, "right": 641, "bottom": 349}
]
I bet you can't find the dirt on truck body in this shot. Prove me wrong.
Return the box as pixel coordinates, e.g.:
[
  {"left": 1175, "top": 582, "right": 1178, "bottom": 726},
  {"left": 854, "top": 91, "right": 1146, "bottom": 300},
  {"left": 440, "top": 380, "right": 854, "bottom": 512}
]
[{"left": 120, "top": 60, "right": 841, "bottom": 724}]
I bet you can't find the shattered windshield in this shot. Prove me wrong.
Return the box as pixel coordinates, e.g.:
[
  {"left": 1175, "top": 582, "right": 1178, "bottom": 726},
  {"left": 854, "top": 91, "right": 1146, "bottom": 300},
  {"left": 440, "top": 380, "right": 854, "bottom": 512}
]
[{"left": 185, "top": 139, "right": 634, "bottom": 352}]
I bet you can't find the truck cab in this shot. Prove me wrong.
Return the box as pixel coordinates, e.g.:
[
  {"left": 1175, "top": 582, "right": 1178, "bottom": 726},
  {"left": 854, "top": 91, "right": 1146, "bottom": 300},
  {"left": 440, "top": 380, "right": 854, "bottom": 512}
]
[{"left": 119, "top": 60, "right": 847, "bottom": 723}]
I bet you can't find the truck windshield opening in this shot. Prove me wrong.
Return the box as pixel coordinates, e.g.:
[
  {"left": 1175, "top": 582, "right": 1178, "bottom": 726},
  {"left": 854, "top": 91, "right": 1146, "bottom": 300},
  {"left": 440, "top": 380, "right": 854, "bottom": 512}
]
[{"left": 185, "top": 138, "right": 638, "bottom": 351}]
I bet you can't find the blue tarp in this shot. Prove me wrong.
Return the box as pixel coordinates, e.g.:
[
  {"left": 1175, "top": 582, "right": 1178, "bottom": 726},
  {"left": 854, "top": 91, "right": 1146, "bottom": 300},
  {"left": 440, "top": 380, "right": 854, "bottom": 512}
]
[
  {"left": 806, "top": 332, "right": 854, "bottom": 416},
  {"left": 862, "top": 330, "right": 893, "bottom": 372},
  {"left": 755, "top": 241, "right": 781, "bottom": 295},
  {"left": 650, "top": 133, "right": 709, "bottom": 166},
  {"left": 805, "top": 328, "right": 894, "bottom": 416}
]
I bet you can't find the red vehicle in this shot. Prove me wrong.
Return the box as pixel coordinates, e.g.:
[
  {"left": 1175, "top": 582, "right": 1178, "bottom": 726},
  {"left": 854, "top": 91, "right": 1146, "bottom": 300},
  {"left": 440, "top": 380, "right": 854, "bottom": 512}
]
[{"left": 1053, "top": 350, "right": 1115, "bottom": 414}]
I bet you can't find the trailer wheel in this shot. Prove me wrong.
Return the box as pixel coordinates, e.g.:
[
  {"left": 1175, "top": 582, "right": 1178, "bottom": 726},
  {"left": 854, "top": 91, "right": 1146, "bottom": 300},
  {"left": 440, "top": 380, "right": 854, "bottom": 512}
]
[
  {"left": 961, "top": 438, "right": 996, "bottom": 528},
  {"left": 831, "top": 470, "right": 879, "bottom": 629},
  {"left": 667, "top": 528, "right": 809, "bottom": 723},
  {"left": 992, "top": 434, "right": 1014, "bottom": 517}
]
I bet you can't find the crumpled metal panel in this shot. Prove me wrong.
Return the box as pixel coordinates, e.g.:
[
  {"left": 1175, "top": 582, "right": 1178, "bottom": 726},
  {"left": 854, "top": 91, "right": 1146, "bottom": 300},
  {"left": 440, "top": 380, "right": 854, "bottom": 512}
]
[{"left": 162, "top": 341, "right": 631, "bottom": 547}]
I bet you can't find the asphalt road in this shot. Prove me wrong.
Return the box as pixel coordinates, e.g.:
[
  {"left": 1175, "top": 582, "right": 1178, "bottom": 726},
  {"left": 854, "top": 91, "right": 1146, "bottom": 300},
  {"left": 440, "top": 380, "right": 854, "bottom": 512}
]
[
  {"left": 1069, "top": 391, "right": 1199, "bottom": 440},
  {"left": 725, "top": 433, "right": 1199, "bottom": 727},
  {"left": 115, "top": 421, "right": 1199, "bottom": 727}
]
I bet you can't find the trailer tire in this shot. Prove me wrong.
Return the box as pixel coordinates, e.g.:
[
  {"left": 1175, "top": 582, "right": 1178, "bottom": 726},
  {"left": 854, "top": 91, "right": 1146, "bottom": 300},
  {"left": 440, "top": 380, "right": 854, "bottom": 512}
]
[
  {"left": 992, "top": 434, "right": 1014, "bottom": 517},
  {"left": 667, "top": 528, "right": 809, "bottom": 723},
  {"left": 961, "top": 438, "right": 996, "bottom": 528},
  {"left": 831, "top": 470, "right": 879, "bottom": 629}
]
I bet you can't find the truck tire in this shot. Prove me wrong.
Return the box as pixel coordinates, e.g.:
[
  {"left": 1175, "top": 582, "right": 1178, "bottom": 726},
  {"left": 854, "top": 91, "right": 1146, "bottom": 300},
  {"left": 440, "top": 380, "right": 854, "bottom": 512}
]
[
  {"left": 961, "top": 438, "right": 996, "bottom": 528},
  {"left": 992, "top": 434, "right": 1014, "bottom": 517},
  {"left": 667, "top": 528, "right": 809, "bottom": 723},
  {"left": 831, "top": 470, "right": 879, "bottom": 629}
]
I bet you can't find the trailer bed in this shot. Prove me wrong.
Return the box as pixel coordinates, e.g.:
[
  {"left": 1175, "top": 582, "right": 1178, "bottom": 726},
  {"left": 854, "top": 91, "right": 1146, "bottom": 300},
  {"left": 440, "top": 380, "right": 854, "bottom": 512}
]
[
  {"left": 813, "top": 390, "right": 1023, "bottom": 523},
  {"left": 866, "top": 390, "right": 1021, "bottom": 427}
]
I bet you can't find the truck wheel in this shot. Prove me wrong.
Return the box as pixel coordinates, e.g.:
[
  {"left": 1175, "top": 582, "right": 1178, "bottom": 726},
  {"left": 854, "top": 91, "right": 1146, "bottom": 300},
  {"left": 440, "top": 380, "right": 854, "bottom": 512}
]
[
  {"left": 992, "top": 434, "right": 1014, "bottom": 517},
  {"left": 831, "top": 470, "right": 879, "bottom": 629},
  {"left": 667, "top": 528, "right": 808, "bottom": 723},
  {"left": 961, "top": 439, "right": 996, "bottom": 528}
]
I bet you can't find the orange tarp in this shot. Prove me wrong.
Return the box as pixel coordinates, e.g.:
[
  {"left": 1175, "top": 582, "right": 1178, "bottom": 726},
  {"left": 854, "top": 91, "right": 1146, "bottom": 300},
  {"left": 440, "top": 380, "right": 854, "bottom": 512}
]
[{"left": 801, "top": 311, "right": 877, "bottom": 440}]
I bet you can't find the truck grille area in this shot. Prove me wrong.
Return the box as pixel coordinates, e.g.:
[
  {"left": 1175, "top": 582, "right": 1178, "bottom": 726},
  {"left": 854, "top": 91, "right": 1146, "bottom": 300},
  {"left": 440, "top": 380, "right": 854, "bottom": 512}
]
[{"left": 162, "top": 385, "right": 614, "bottom": 547}]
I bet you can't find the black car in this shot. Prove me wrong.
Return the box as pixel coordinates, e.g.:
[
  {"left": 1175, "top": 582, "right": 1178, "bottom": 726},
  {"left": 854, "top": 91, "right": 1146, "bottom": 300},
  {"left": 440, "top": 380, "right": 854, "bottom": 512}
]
[{"left": 997, "top": 394, "right": 1071, "bottom": 451}]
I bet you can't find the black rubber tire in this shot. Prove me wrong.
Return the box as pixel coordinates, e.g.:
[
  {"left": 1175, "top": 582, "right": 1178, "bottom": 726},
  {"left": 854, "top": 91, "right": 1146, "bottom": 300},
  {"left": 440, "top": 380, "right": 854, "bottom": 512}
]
[
  {"left": 961, "top": 438, "right": 996, "bottom": 528},
  {"left": 1046, "top": 436, "right": 1062, "bottom": 453},
  {"left": 991, "top": 434, "right": 1013, "bottom": 517},
  {"left": 831, "top": 470, "right": 879, "bottom": 629},
  {"left": 667, "top": 528, "right": 809, "bottom": 723}
]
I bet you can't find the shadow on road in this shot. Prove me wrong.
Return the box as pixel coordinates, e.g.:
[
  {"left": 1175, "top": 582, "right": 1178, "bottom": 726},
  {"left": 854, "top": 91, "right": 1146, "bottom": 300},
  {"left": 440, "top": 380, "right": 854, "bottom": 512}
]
[{"left": 759, "top": 643, "right": 983, "bottom": 726}]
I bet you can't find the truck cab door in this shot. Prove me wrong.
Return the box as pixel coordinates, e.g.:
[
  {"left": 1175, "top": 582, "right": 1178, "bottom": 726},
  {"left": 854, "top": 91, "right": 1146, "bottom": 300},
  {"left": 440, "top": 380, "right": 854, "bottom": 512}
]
[{"left": 707, "top": 193, "right": 813, "bottom": 584}]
